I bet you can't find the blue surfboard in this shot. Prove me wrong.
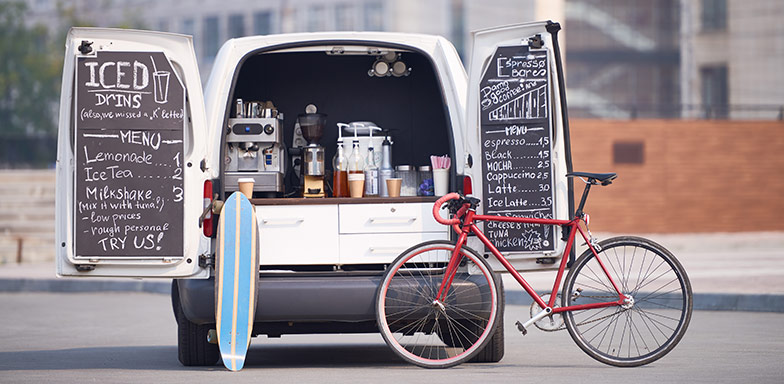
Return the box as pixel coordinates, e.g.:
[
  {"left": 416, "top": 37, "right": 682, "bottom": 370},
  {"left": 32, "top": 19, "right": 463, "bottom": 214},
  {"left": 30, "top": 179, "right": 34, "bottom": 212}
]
[{"left": 215, "top": 192, "right": 259, "bottom": 371}]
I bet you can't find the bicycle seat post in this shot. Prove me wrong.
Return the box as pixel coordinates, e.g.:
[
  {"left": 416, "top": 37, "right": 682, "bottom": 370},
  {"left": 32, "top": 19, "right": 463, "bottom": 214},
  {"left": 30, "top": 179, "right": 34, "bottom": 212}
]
[{"left": 574, "top": 180, "right": 593, "bottom": 219}]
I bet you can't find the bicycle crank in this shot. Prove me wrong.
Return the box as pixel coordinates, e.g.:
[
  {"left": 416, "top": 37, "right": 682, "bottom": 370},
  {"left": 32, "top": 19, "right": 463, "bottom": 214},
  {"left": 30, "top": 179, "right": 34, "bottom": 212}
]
[{"left": 529, "top": 293, "right": 565, "bottom": 332}]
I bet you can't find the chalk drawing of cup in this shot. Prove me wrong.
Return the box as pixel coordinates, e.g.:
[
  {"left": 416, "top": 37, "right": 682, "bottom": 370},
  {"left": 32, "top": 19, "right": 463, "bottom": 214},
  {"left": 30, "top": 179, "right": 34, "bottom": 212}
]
[
  {"left": 150, "top": 55, "right": 171, "bottom": 104},
  {"left": 153, "top": 71, "right": 170, "bottom": 104}
]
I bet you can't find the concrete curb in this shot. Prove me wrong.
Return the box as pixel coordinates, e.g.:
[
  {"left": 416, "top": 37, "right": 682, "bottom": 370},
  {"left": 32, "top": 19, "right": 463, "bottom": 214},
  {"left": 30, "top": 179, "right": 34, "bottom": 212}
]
[
  {"left": 0, "top": 278, "right": 171, "bottom": 294},
  {"left": 505, "top": 290, "right": 784, "bottom": 313},
  {"left": 2, "top": 278, "right": 783, "bottom": 313}
]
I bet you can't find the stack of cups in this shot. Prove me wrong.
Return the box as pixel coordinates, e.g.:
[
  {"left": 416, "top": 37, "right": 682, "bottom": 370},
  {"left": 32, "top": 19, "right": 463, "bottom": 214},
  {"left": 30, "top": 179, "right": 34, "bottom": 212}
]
[
  {"left": 430, "top": 155, "right": 451, "bottom": 196},
  {"left": 238, "top": 178, "right": 255, "bottom": 199}
]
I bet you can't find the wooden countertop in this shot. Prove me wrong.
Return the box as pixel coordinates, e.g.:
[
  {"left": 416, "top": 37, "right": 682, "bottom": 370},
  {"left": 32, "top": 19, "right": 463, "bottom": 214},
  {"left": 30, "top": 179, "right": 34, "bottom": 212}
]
[{"left": 250, "top": 196, "right": 439, "bottom": 206}]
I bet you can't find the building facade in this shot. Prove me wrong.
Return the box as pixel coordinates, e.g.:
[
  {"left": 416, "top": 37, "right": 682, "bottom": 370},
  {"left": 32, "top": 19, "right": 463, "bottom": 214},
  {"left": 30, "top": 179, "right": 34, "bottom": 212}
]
[{"left": 680, "top": 0, "right": 784, "bottom": 119}]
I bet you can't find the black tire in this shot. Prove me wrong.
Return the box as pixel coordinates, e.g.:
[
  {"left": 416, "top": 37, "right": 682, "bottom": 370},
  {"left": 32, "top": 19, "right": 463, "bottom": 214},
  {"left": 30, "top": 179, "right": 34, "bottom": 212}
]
[
  {"left": 468, "top": 279, "right": 504, "bottom": 363},
  {"left": 562, "top": 236, "right": 692, "bottom": 367},
  {"left": 467, "top": 305, "right": 504, "bottom": 363},
  {"left": 172, "top": 281, "right": 220, "bottom": 366},
  {"left": 376, "top": 240, "right": 501, "bottom": 368}
]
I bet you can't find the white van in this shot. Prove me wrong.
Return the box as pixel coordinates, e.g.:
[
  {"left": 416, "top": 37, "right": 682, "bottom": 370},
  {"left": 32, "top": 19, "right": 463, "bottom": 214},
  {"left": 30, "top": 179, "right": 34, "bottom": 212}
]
[{"left": 55, "top": 21, "right": 574, "bottom": 366}]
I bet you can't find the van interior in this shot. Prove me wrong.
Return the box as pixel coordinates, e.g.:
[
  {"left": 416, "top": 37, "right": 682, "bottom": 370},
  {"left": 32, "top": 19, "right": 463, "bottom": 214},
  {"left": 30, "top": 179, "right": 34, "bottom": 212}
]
[{"left": 225, "top": 45, "right": 453, "bottom": 197}]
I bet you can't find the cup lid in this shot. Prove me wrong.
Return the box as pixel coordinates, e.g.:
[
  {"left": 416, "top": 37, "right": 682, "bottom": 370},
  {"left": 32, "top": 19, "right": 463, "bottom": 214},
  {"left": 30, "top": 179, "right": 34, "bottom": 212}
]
[
  {"left": 418, "top": 165, "right": 432, "bottom": 171},
  {"left": 237, "top": 177, "right": 255, "bottom": 183},
  {"left": 395, "top": 165, "right": 412, "bottom": 171}
]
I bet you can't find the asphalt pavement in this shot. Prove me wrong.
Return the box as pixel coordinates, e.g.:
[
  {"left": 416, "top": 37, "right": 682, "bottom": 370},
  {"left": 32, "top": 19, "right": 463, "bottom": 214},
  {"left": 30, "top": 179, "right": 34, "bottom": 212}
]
[
  {"left": 1, "top": 292, "right": 783, "bottom": 383},
  {"left": 1, "top": 231, "right": 782, "bottom": 312}
]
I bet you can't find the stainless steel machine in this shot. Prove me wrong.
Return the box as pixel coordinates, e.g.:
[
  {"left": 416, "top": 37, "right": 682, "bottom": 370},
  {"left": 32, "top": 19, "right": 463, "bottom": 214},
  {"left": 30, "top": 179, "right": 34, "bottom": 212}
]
[
  {"left": 298, "top": 111, "right": 327, "bottom": 198},
  {"left": 224, "top": 100, "right": 285, "bottom": 197}
]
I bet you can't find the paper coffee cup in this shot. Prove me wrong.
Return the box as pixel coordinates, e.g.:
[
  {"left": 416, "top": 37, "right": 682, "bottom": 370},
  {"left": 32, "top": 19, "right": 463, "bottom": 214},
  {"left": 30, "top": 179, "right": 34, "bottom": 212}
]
[
  {"left": 349, "top": 179, "right": 365, "bottom": 198},
  {"left": 238, "top": 177, "right": 255, "bottom": 199},
  {"left": 433, "top": 169, "right": 449, "bottom": 196},
  {"left": 348, "top": 173, "right": 364, "bottom": 198},
  {"left": 386, "top": 178, "right": 402, "bottom": 197}
]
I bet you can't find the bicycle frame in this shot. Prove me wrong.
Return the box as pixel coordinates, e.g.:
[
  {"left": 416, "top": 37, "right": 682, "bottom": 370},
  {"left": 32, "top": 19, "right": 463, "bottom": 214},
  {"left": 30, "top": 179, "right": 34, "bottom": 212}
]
[{"left": 437, "top": 210, "right": 627, "bottom": 315}]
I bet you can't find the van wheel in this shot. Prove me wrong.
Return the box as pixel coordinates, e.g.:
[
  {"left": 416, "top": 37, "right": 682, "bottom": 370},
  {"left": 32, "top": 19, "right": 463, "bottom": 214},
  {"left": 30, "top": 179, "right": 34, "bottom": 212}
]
[
  {"left": 467, "top": 312, "right": 504, "bottom": 363},
  {"left": 172, "top": 281, "right": 220, "bottom": 366},
  {"left": 468, "top": 285, "right": 505, "bottom": 363}
]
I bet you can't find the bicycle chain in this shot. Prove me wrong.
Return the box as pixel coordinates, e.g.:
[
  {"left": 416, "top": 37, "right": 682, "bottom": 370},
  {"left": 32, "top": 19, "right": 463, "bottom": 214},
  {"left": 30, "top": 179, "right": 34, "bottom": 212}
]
[{"left": 532, "top": 295, "right": 625, "bottom": 332}]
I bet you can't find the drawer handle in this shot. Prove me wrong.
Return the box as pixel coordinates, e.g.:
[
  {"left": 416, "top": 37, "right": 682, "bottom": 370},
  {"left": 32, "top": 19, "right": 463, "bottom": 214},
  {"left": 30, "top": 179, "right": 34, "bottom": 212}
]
[
  {"left": 369, "top": 247, "right": 407, "bottom": 254},
  {"left": 261, "top": 218, "right": 305, "bottom": 225},
  {"left": 369, "top": 217, "right": 417, "bottom": 224}
]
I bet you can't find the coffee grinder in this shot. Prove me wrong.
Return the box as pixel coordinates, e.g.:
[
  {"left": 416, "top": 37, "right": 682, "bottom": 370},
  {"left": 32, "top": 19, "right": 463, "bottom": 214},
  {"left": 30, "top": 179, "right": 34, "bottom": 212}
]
[{"left": 298, "top": 111, "right": 327, "bottom": 198}]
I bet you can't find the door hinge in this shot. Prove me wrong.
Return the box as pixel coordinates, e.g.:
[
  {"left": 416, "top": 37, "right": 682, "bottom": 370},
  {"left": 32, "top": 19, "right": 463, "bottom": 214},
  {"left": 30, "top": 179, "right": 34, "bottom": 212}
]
[
  {"left": 75, "top": 264, "right": 96, "bottom": 272},
  {"left": 198, "top": 253, "right": 215, "bottom": 269},
  {"left": 78, "top": 40, "right": 93, "bottom": 55},
  {"left": 528, "top": 34, "right": 543, "bottom": 49}
]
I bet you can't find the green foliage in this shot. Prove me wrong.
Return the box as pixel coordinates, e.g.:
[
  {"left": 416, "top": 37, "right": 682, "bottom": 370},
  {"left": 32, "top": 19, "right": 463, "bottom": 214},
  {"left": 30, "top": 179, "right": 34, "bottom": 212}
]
[{"left": 0, "top": 1, "right": 62, "bottom": 134}]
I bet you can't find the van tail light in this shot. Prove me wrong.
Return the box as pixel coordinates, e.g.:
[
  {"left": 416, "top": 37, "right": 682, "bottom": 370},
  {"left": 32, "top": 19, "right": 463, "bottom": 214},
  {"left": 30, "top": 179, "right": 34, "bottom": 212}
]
[
  {"left": 203, "top": 180, "right": 214, "bottom": 237},
  {"left": 462, "top": 175, "right": 473, "bottom": 195}
]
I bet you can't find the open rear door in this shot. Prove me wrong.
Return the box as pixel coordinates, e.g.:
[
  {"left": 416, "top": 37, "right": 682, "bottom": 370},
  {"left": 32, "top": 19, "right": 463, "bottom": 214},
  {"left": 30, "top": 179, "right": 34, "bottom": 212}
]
[
  {"left": 55, "top": 28, "right": 210, "bottom": 278},
  {"left": 465, "top": 22, "right": 573, "bottom": 272}
]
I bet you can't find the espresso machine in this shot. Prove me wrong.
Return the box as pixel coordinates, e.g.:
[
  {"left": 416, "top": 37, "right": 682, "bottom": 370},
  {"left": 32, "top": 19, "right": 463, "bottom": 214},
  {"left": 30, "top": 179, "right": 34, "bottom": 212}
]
[
  {"left": 224, "top": 99, "right": 285, "bottom": 197},
  {"left": 297, "top": 112, "right": 327, "bottom": 198}
]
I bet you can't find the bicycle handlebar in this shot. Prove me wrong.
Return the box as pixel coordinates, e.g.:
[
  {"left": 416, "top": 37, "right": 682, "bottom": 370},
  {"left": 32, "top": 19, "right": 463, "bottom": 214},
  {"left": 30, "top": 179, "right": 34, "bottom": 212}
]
[{"left": 432, "top": 193, "right": 464, "bottom": 225}]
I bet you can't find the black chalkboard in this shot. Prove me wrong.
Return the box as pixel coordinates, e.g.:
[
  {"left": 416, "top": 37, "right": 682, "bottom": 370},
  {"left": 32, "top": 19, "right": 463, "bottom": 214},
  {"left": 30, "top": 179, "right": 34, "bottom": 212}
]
[
  {"left": 74, "top": 51, "right": 185, "bottom": 258},
  {"left": 479, "top": 45, "right": 555, "bottom": 252}
]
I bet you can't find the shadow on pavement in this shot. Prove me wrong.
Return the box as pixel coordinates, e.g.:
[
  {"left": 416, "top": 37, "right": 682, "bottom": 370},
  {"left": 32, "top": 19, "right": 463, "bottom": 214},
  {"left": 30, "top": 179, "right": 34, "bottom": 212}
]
[
  {"left": 245, "top": 343, "right": 401, "bottom": 368},
  {"left": 0, "top": 344, "right": 402, "bottom": 371}
]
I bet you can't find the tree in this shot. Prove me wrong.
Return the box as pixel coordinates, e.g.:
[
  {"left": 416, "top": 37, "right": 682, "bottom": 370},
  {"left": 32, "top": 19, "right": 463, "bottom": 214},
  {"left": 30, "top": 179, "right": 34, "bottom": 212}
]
[{"left": 0, "top": 2, "right": 62, "bottom": 135}]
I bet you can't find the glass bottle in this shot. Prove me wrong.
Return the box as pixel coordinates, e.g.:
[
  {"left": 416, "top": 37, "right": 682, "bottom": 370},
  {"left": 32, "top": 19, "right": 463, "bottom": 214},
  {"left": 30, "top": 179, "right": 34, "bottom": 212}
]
[
  {"left": 364, "top": 143, "right": 379, "bottom": 197},
  {"left": 332, "top": 138, "right": 349, "bottom": 197},
  {"left": 347, "top": 139, "right": 365, "bottom": 197}
]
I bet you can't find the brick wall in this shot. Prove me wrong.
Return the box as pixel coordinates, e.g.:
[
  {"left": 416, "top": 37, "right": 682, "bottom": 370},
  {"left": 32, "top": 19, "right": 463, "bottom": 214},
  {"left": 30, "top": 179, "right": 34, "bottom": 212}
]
[{"left": 569, "top": 119, "right": 784, "bottom": 233}]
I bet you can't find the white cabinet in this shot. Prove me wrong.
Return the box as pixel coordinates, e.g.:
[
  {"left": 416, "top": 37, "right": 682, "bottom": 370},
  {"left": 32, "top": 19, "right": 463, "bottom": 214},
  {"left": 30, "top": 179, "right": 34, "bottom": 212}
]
[
  {"left": 338, "top": 202, "right": 444, "bottom": 234},
  {"left": 338, "top": 202, "right": 449, "bottom": 264},
  {"left": 338, "top": 233, "right": 447, "bottom": 264},
  {"left": 254, "top": 201, "right": 448, "bottom": 266},
  {"left": 255, "top": 205, "right": 339, "bottom": 265}
]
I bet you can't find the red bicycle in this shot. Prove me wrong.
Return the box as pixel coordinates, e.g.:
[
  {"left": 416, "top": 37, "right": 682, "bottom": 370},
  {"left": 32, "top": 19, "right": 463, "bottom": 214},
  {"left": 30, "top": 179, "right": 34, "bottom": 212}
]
[{"left": 375, "top": 172, "right": 692, "bottom": 368}]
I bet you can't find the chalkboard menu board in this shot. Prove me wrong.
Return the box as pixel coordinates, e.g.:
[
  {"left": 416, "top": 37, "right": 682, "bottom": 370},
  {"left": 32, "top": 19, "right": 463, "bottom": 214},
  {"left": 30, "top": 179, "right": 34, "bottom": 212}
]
[
  {"left": 479, "top": 45, "right": 555, "bottom": 252},
  {"left": 74, "top": 51, "right": 185, "bottom": 258}
]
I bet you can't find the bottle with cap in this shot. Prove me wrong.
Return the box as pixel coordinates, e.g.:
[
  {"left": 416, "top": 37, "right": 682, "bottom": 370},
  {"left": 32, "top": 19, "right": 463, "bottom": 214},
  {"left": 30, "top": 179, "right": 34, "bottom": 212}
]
[
  {"left": 347, "top": 138, "right": 365, "bottom": 197},
  {"left": 332, "top": 137, "right": 349, "bottom": 197},
  {"left": 378, "top": 133, "right": 394, "bottom": 197}
]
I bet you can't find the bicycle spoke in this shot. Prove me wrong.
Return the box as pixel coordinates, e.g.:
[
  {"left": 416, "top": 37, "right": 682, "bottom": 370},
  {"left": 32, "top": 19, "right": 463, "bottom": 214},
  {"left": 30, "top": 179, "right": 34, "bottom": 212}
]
[
  {"left": 563, "top": 238, "right": 692, "bottom": 366},
  {"left": 377, "top": 241, "right": 498, "bottom": 368}
]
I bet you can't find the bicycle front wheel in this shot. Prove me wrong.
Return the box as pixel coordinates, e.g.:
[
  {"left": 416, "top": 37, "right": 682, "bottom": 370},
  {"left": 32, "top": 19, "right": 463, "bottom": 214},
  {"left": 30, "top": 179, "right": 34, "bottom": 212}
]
[
  {"left": 562, "top": 236, "right": 692, "bottom": 367},
  {"left": 376, "top": 240, "right": 500, "bottom": 368}
]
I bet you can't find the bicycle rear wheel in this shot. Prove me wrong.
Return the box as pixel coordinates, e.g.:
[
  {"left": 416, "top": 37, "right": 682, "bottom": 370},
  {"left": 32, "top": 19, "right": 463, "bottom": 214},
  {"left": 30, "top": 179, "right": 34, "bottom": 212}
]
[
  {"left": 376, "top": 240, "right": 500, "bottom": 368},
  {"left": 562, "top": 236, "right": 692, "bottom": 367}
]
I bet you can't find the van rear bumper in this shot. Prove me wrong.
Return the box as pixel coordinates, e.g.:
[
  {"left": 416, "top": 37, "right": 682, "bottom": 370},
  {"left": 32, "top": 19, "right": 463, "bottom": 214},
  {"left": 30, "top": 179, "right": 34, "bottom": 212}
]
[{"left": 176, "top": 273, "right": 383, "bottom": 326}]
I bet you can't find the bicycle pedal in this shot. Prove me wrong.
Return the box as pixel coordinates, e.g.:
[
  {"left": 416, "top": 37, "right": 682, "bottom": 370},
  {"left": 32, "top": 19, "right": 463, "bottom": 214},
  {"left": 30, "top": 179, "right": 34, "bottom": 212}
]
[{"left": 515, "top": 320, "right": 528, "bottom": 336}]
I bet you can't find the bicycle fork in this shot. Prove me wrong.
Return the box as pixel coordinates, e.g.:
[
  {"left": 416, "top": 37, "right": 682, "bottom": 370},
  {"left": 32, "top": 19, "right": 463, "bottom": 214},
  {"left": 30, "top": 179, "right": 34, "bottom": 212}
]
[{"left": 434, "top": 230, "right": 469, "bottom": 307}]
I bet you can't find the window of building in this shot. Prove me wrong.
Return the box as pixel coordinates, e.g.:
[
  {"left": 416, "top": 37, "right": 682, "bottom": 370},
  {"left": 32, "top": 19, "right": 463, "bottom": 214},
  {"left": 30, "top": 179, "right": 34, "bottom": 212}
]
[
  {"left": 307, "top": 5, "right": 327, "bottom": 32},
  {"left": 254, "top": 11, "right": 273, "bottom": 35},
  {"left": 701, "top": 0, "right": 727, "bottom": 31},
  {"left": 364, "top": 1, "right": 383, "bottom": 31},
  {"left": 335, "top": 4, "right": 355, "bottom": 31},
  {"left": 613, "top": 141, "right": 645, "bottom": 164},
  {"left": 228, "top": 14, "right": 245, "bottom": 38},
  {"left": 700, "top": 65, "right": 728, "bottom": 118},
  {"left": 182, "top": 18, "right": 195, "bottom": 37},
  {"left": 203, "top": 16, "right": 220, "bottom": 59}
]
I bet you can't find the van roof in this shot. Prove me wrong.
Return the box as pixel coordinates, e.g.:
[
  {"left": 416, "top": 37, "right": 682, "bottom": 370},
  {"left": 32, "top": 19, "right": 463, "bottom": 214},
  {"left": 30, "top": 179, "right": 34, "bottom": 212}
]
[{"left": 223, "top": 31, "right": 450, "bottom": 54}]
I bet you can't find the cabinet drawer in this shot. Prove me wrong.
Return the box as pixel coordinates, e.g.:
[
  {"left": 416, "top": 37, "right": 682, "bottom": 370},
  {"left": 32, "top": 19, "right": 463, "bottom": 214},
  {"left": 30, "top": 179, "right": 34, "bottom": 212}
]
[
  {"left": 338, "top": 203, "right": 445, "bottom": 234},
  {"left": 255, "top": 205, "right": 338, "bottom": 265},
  {"left": 339, "top": 232, "right": 448, "bottom": 264}
]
